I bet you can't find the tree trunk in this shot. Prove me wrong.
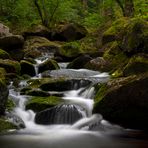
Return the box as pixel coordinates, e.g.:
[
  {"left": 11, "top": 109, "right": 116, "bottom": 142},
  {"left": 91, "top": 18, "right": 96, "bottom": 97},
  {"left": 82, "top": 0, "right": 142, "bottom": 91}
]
[
  {"left": 124, "top": 0, "right": 134, "bottom": 17},
  {"left": 81, "top": 0, "right": 88, "bottom": 11},
  {"left": 34, "top": 0, "right": 45, "bottom": 26},
  {"left": 115, "top": 0, "right": 134, "bottom": 17}
]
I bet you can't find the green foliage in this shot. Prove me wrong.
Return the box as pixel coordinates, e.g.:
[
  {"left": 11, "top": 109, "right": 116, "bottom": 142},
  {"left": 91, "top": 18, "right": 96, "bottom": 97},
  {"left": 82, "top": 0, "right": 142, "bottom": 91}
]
[{"left": 0, "top": 0, "right": 147, "bottom": 31}]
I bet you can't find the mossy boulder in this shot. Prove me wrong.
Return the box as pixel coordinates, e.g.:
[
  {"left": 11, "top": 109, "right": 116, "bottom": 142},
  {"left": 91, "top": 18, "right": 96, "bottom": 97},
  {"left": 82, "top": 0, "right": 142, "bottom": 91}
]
[
  {"left": 93, "top": 73, "right": 148, "bottom": 130},
  {"left": 94, "top": 41, "right": 128, "bottom": 72},
  {"left": 0, "top": 35, "right": 24, "bottom": 50},
  {"left": 24, "top": 36, "right": 61, "bottom": 58},
  {"left": 20, "top": 60, "right": 36, "bottom": 76},
  {"left": 52, "top": 23, "right": 87, "bottom": 41},
  {"left": 67, "top": 54, "right": 92, "bottom": 69},
  {"left": 0, "top": 59, "right": 21, "bottom": 74},
  {"left": 38, "top": 59, "right": 60, "bottom": 74},
  {"left": 123, "top": 54, "right": 148, "bottom": 76},
  {"left": 40, "top": 78, "right": 91, "bottom": 91},
  {"left": 119, "top": 18, "right": 148, "bottom": 54},
  {"left": 0, "top": 78, "right": 9, "bottom": 115},
  {"left": 103, "top": 17, "right": 148, "bottom": 55},
  {"left": 0, "top": 117, "right": 17, "bottom": 133},
  {"left": 103, "top": 42, "right": 128, "bottom": 71},
  {"left": 26, "top": 96, "right": 64, "bottom": 112},
  {"left": 23, "top": 25, "right": 50, "bottom": 38},
  {"left": 0, "top": 49, "right": 10, "bottom": 59},
  {"left": 56, "top": 42, "right": 82, "bottom": 61},
  {"left": 102, "top": 18, "right": 129, "bottom": 45}
]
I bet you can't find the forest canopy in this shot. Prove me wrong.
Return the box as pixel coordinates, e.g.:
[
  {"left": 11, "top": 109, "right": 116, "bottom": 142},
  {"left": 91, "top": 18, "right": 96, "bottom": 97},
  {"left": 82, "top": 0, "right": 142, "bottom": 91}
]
[{"left": 0, "top": 0, "right": 147, "bottom": 31}]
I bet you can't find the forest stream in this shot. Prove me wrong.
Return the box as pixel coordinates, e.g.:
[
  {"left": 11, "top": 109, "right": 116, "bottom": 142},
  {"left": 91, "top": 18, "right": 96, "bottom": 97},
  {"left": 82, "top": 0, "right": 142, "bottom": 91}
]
[{"left": 0, "top": 55, "right": 148, "bottom": 148}]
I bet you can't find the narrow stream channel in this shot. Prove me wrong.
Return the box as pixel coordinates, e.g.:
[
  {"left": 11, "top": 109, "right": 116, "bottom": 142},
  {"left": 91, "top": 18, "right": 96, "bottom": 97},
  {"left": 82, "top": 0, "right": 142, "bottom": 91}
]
[{"left": 0, "top": 56, "right": 148, "bottom": 148}]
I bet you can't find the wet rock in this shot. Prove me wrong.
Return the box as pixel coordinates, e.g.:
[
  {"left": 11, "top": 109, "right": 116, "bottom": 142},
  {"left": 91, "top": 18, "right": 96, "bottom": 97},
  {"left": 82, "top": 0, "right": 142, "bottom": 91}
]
[
  {"left": 93, "top": 73, "right": 148, "bottom": 130},
  {"left": 67, "top": 54, "right": 92, "bottom": 69},
  {"left": 38, "top": 59, "right": 60, "bottom": 73},
  {"left": 42, "top": 69, "right": 109, "bottom": 84},
  {"left": 20, "top": 60, "right": 36, "bottom": 76},
  {"left": 0, "top": 117, "right": 17, "bottom": 133},
  {"left": 0, "top": 35, "right": 24, "bottom": 50},
  {"left": 0, "top": 59, "right": 21, "bottom": 74},
  {"left": 52, "top": 23, "right": 87, "bottom": 41},
  {"left": 6, "top": 113, "right": 25, "bottom": 129},
  {"left": 26, "top": 96, "right": 64, "bottom": 112},
  {"left": 35, "top": 104, "right": 84, "bottom": 125},
  {"left": 40, "top": 79, "right": 91, "bottom": 91}
]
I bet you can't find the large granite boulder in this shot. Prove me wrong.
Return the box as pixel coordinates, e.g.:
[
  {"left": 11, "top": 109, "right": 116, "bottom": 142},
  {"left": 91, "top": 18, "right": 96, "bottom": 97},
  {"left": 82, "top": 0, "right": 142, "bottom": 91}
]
[
  {"left": 35, "top": 104, "right": 84, "bottom": 125},
  {"left": 93, "top": 73, "right": 148, "bottom": 130}
]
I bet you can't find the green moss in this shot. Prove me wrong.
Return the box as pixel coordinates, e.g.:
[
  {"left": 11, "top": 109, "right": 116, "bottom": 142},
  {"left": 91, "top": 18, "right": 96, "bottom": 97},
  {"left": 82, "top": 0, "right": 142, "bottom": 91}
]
[
  {"left": 123, "top": 54, "right": 148, "bottom": 76},
  {"left": 27, "top": 77, "right": 66, "bottom": 89},
  {"left": 0, "top": 49, "right": 10, "bottom": 59},
  {"left": 103, "top": 41, "right": 128, "bottom": 71},
  {"left": 26, "top": 96, "right": 63, "bottom": 112},
  {"left": 60, "top": 41, "right": 83, "bottom": 57},
  {"left": 0, "top": 117, "right": 17, "bottom": 133},
  {"left": 6, "top": 99, "right": 15, "bottom": 112},
  {"left": 119, "top": 17, "right": 148, "bottom": 53},
  {"left": 0, "top": 59, "right": 21, "bottom": 74},
  {"left": 94, "top": 83, "right": 108, "bottom": 104}
]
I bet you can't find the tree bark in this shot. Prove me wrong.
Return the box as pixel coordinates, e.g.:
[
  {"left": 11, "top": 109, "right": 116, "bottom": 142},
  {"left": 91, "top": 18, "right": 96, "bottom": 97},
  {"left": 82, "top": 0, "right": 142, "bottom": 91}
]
[
  {"left": 34, "top": 0, "right": 45, "bottom": 25},
  {"left": 124, "top": 0, "right": 134, "bottom": 17},
  {"left": 115, "top": 0, "right": 134, "bottom": 17}
]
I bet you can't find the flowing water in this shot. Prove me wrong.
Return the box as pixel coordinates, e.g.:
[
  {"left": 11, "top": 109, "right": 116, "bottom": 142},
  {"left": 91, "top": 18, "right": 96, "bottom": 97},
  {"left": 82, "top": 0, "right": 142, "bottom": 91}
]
[{"left": 0, "top": 57, "right": 148, "bottom": 148}]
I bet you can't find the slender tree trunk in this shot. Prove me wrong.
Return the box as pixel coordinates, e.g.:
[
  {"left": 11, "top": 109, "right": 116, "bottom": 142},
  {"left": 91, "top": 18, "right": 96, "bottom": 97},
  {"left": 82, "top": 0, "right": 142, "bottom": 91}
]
[
  {"left": 81, "top": 0, "right": 88, "bottom": 11},
  {"left": 34, "top": 0, "right": 45, "bottom": 26},
  {"left": 124, "top": 0, "right": 134, "bottom": 17},
  {"left": 115, "top": 0, "right": 134, "bottom": 17}
]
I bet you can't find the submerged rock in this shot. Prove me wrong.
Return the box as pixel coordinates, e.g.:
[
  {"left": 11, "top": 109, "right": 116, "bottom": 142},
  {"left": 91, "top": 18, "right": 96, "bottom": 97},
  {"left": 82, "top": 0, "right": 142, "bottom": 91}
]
[
  {"left": 35, "top": 104, "right": 84, "bottom": 125},
  {"left": 93, "top": 73, "right": 148, "bottom": 130}
]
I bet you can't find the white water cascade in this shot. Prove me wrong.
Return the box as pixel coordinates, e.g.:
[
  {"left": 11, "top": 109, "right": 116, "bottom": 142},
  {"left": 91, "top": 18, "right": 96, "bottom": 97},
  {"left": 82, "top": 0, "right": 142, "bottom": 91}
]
[{"left": 0, "top": 59, "right": 139, "bottom": 148}]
